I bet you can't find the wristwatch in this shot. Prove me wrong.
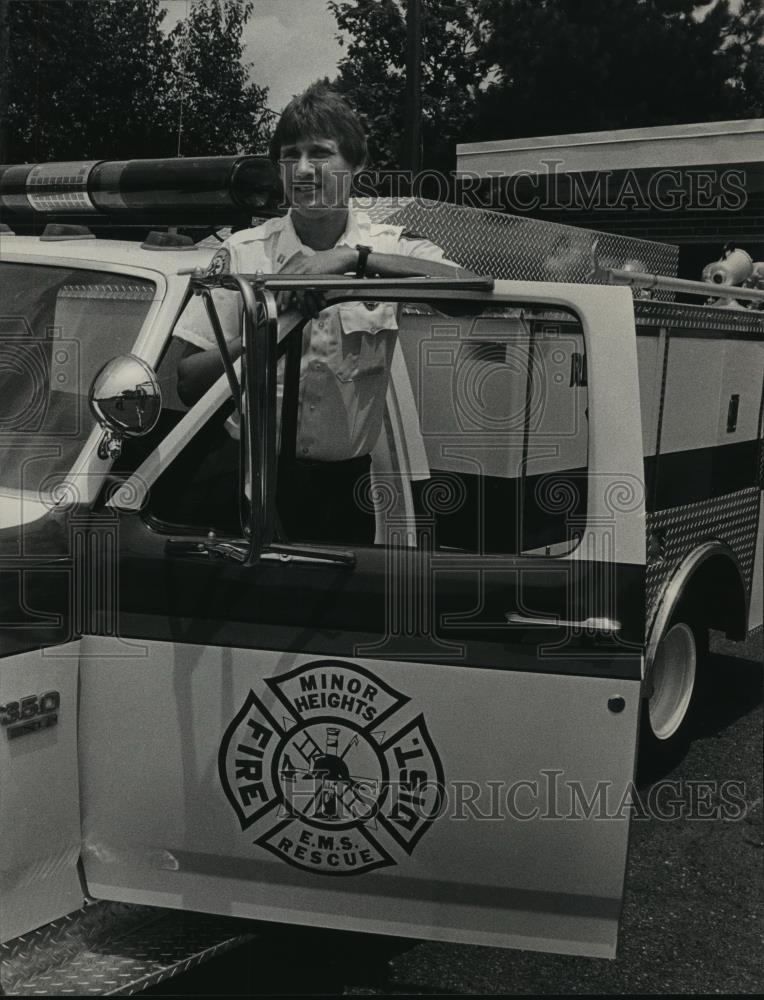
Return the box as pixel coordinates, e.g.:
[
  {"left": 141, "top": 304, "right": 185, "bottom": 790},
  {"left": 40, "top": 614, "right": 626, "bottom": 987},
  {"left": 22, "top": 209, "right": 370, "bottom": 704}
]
[{"left": 355, "top": 244, "right": 372, "bottom": 279}]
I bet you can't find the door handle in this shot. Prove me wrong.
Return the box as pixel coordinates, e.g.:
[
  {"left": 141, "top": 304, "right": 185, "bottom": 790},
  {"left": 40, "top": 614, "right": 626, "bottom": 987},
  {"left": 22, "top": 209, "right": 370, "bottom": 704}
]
[
  {"left": 165, "top": 536, "right": 355, "bottom": 567},
  {"left": 505, "top": 612, "right": 620, "bottom": 633}
]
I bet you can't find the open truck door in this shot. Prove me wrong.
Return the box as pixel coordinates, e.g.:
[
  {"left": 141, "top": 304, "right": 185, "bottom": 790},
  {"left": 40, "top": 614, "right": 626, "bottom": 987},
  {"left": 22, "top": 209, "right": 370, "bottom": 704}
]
[{"left": 81, "top": 273, "right": 645, "bottom": 959}]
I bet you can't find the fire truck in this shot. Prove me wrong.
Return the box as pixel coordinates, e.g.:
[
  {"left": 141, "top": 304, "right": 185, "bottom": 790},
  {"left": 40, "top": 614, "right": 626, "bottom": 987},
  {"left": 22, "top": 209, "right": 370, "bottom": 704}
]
[{"left": 0, "top": 156, "right": 761, "bottom": 994}]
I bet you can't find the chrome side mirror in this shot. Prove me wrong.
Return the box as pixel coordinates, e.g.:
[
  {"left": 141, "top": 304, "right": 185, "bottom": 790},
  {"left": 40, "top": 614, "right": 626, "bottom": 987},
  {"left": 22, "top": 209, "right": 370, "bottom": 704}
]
[{"left": 89, "top": 354, "right": 162, "bottom": 460}]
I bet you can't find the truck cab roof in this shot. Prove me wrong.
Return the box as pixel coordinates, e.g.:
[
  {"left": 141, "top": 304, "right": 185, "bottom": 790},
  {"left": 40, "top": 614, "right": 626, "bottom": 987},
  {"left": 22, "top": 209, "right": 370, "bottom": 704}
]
[{"left": 0, "top": 233, "right": 215, "bottom": 275}]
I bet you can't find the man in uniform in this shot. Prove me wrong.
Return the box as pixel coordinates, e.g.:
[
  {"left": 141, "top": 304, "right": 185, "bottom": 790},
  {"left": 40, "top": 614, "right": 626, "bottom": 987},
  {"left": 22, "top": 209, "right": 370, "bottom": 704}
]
[{"left": 174, "top": 83, "right": 471, "bottom": 543}]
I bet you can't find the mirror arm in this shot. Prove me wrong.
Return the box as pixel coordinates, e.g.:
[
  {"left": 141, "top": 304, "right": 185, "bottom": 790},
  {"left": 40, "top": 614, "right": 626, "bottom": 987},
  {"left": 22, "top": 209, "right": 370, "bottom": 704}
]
[{"left": 96, "top": 428, "right": 124, "bottom": 461}]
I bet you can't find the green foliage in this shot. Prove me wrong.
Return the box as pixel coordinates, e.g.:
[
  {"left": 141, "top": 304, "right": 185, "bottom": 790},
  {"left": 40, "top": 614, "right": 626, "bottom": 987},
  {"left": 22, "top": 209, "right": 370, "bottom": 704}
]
[
  {"left": 722, "top": 0, "right": 764, "bottom": 118},
  {"left": 331, "top": 0, "right": 764, "bottom": 169},
  {"left": 474, "top": 0, "right": 764, "bottom": 139},
  {"left": 3, "top": 0, "right": 274, "bottom": 161},
  {"left": 168, "top": 0, "right": 275, "bottom": 156},
  {"left": 5, "top": 0, "right": 174, "bottom": 159},
  {"left": 330, "top": 0, "right": 484, "bottom": 171}
]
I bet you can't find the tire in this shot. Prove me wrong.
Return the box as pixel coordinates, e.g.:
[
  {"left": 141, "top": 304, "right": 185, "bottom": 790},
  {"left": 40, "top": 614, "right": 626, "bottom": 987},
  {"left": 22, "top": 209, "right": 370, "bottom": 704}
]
[{"left": 637, "top": 604, "right": 709, "bottom": 782}]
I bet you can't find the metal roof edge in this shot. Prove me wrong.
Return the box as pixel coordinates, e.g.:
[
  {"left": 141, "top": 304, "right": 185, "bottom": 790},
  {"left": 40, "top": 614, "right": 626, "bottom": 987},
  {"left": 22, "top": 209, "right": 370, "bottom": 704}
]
[{"left": 456, "top": 119, "right": 764, "bottom": 158}]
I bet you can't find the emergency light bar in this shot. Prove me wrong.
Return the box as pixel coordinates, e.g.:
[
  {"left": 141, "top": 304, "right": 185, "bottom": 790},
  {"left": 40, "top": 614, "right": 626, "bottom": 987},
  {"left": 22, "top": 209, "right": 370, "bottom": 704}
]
[{"left": 0, "top": 155, "right": 283, "bottom": 224}]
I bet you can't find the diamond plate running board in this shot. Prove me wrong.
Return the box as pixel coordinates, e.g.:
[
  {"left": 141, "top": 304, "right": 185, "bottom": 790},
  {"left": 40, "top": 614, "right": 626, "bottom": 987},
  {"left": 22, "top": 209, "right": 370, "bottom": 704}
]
[{"left": 0, "top": 900, "right": 257, "bottom": 995}]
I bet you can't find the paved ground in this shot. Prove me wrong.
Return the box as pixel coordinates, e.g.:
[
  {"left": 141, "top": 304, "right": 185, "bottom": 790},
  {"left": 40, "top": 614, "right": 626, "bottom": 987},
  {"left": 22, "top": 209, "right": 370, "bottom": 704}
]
[{"left": 148, "top": 631, "right": 763, "bottom": 996}]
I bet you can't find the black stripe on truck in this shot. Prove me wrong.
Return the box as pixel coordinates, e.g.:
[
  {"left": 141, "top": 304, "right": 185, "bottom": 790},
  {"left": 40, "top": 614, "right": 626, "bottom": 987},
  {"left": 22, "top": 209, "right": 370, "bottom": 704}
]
[
  {"left": 411, "top": 439, "right": 760, "bottom": 549},
  {"left": 645, "top": 439, "right": 760, "bottom": 511},
  {"left": 113, "top": 543, "right": 644, "bottom": 681},
  {"left": 411, "top": 468, "right": 588, "bottom": 554},
  {"left": 0, "top": 499, "right": 642, "bottom": 678}
]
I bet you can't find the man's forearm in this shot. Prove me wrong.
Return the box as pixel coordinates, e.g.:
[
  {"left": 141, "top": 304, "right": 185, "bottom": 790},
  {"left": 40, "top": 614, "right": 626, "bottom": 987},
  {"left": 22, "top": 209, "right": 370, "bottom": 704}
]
[
  {"left": 177, "top": 340, "right": 241, "bottom": 406},
  {"left": 286, "top": 246, "right": 477, "bottom": 279},
  {"left": 175, "top": 247, "right": 473, "bottom": 407},
  {"left": 365, "top": 251, "right": 476, "bottom": 279}
]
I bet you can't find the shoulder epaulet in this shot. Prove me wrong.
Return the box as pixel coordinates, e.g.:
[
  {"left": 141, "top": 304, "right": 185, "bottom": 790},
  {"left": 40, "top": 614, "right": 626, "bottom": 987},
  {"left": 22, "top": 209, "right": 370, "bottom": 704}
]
[
  {"left": 365, "top": 220, "right": 404, "bottom": 238},
  {"left": 228, "top": 216, "right": 283, "bottom": 246}
]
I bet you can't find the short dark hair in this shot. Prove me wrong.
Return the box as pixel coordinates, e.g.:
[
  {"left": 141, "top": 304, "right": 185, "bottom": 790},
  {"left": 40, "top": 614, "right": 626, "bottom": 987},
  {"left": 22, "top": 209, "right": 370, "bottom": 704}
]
[{"left": 269, "top": 83, "right": 367, "bottom": 169}]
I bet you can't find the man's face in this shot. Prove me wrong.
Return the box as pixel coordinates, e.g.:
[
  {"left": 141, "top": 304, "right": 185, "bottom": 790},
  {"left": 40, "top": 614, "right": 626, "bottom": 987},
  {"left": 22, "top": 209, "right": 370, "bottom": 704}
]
[{"left": 279, "top": 137, "right": 357, "bottom": 214}]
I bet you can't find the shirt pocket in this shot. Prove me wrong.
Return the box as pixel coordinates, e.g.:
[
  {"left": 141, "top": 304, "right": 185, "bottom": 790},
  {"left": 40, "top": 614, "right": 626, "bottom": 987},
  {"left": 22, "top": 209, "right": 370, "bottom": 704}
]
[{"left": 334, "top": 301, "right": 399, "bottom": 382}]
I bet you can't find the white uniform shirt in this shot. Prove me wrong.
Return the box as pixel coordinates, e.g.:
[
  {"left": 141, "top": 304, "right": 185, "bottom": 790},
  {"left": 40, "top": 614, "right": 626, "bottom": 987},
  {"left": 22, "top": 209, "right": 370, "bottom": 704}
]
[{"left": 174, "top": 207, "right": 454, "bottom": 461}]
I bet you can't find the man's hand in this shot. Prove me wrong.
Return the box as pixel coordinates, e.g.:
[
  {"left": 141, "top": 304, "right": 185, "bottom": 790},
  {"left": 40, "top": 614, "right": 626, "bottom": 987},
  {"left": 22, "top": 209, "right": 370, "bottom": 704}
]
[
  {"left": 286, "top": 248, "right": 357, "bottom": 275},
  {"left": 276, "top": 248, "right": 358, "bottom": 317}
]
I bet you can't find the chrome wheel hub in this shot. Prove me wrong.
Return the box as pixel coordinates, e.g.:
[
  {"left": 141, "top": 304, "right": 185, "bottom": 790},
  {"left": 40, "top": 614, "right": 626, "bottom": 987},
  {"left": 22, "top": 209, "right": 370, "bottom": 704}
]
[{"left": 648, "top": 622, "right": 697, "bottom": 740}]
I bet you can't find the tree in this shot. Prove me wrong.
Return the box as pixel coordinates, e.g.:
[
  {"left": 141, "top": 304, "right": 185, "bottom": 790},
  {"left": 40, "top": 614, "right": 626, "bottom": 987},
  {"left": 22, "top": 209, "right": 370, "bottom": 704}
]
[
  {"left": 330, "top": 0, "right": 484, "bottom": 172},
  {"left": 5, "top": 0, "right": 176, "bottom": 160},
  {"left": 3, "top": 0, "right": 274, "bottom": 162},
  {"left": 0, "top": 0, "right": 10, "bottom": 161},
  {"left": 474, "top": 0, "right": 764, "bottom": 140},
  {"left": 330, "top": 0, "right": 763, "bottom": 173},
  {"left": 168, "top": 0, "right": 274, "bottom": 156},
  {"left": 722, "top": 0, "right": 764, "bottom": 118}
]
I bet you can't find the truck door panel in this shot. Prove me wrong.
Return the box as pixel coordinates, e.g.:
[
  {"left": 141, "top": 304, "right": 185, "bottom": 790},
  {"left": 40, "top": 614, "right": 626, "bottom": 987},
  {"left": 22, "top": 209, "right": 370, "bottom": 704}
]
[
  {"left": 80, "top": 637, "right": 638, "bottom": 958},
  {"left": 80, "top": 283, "right": 644, "bottom": 958}
]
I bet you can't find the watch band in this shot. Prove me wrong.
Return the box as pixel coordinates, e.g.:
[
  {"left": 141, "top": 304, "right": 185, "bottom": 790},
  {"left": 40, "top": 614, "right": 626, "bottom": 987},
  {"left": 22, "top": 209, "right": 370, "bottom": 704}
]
[{"left": 355, "top": 243, "right": 372, "bottom": 279}]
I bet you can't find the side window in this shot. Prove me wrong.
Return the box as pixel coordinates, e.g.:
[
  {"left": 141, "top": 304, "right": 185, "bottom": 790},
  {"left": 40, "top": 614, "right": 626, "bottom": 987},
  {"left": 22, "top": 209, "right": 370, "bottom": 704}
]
[
  {"left": 139, "top": 301, "right": 240, "bottom": 534},
  {"left": 0, "top": 262, "right": 155, "bottom": 499},
  {"left": 138, "top": 297, "right": 589, "bottom": 555},
  {"left": 393, "top": 302, "right": 588, "bottom": 555},
  {"left": 144, "top": 404, "right": 240, "bottom": 534}
]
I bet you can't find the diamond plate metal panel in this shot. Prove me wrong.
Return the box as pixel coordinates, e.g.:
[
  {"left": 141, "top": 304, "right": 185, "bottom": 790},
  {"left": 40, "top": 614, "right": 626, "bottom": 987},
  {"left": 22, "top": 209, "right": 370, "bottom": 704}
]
[
  {"left": 635, "top": 299, "right": 764, "bottom": 336},
  {"left": 0, "top": 900, "right": 256, "bottom": 996},
  {"left": 356, "top": 197, "right": 679, "bottom": 296},
  {"left": 58, "top": 285, "right": 155, "bottom": 301},
  {"left": 646, "top": 487, "right": 761, "bottom": 626}
]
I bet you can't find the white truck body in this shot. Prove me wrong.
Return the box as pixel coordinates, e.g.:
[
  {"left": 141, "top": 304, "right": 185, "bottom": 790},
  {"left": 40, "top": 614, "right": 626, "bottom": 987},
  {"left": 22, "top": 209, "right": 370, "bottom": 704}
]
[{"left": 0, "top": 200, "right": 761, "bottom": 989}]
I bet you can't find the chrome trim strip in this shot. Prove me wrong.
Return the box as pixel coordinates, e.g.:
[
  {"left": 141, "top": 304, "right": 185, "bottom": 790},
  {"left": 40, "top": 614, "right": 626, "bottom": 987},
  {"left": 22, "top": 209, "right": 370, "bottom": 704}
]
[{"left": 505, "top": 612, "right": 621, "bottom": 633}]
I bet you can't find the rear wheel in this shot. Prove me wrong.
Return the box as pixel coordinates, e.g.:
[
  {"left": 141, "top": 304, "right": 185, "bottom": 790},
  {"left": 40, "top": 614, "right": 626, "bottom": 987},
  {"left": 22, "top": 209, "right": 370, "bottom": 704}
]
[{"left": 638, "top": 606, "right": 708, "bottom": 781}]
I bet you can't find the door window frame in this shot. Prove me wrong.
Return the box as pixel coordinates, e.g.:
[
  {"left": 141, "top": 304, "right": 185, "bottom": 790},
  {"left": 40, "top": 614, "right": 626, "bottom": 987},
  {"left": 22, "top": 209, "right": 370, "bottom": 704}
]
[{"left": 109, "top": 280, "right": 645, "bottom": 573}]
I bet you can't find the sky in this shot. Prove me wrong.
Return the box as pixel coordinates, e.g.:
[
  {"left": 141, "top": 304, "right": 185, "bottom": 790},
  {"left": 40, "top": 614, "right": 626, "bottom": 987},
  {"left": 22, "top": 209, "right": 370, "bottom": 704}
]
[{"left": 160, "top": 0, "right": 346, "bottom": 112}]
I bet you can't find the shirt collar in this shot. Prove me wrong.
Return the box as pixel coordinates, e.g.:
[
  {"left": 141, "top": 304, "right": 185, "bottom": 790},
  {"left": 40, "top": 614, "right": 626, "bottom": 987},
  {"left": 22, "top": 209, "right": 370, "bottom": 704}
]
[{"left": 275, "top": 206, "right": 370, "bottom": 268}]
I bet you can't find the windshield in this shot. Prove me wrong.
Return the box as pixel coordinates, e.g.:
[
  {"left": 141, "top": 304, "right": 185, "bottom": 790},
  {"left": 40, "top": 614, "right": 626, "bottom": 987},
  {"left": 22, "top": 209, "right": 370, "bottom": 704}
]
[{"left": 0, "top": 262, "right": 155, "bottom": 500}]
